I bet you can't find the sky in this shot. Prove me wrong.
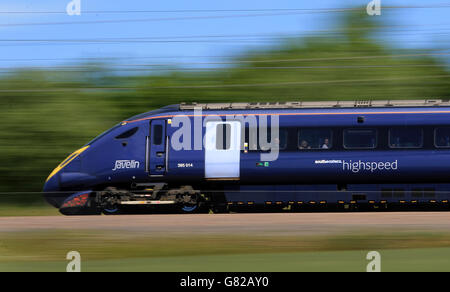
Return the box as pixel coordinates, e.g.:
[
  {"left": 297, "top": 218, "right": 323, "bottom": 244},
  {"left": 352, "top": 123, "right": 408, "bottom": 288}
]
[{"left": 0, "top": 0, "right": 448, "bottom": 70}]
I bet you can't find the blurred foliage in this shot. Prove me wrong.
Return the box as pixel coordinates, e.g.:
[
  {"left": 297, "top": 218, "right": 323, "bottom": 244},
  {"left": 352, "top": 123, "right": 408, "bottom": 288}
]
[
  {"left": 2, "top": 231, "right": 450, "bottom": 271},
  {"left": 0, "top": 11, "right": 449, "bottom": 195}
]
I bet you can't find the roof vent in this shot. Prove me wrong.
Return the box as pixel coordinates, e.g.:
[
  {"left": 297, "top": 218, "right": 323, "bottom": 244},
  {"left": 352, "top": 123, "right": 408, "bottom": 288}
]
[{"left": 354, "top": 100, "right": 371, "bottom": 107}]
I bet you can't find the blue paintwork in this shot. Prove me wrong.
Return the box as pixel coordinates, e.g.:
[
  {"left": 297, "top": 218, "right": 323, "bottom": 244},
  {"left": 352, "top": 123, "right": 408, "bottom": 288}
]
[{"left": 43, "top": 105, "right": 450, "bottom": 209}]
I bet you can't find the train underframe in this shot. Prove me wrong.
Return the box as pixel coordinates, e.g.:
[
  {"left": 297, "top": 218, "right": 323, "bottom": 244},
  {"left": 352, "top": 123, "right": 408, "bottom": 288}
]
[{"left": 57, "top": 181, "right": 450, "bottom": 215}]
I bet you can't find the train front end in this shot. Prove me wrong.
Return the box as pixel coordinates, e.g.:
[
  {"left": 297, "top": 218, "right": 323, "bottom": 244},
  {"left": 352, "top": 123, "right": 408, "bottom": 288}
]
[{"left": 43, "top": 145, "right": 100, "bottom": 215}]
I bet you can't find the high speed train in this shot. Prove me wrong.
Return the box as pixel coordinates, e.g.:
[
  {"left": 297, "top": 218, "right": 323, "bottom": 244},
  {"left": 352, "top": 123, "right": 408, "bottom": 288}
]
[{"left": 43, "top": 99, "right": 450, "bottom": 215}]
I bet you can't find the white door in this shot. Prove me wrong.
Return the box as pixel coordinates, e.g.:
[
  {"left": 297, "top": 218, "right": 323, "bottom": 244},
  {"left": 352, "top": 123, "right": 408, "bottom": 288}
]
[{"left": 205, "top": 121, "right": 241, "bottom": 178}]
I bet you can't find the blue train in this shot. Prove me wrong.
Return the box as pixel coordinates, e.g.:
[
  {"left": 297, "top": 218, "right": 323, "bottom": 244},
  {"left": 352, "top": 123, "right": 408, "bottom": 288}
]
[{"left": 43, "top": 100, "right": 450, "bottom": 215}]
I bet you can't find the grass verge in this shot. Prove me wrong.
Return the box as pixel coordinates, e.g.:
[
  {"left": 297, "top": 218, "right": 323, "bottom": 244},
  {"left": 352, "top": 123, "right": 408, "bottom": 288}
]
[{"left": 1, "top": 230, "right": 450, "bottom": 271}]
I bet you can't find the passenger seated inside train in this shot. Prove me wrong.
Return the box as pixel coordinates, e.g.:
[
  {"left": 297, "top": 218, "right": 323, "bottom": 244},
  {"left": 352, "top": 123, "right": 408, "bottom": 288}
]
[
  {"left": 389, "top": 128, "right": 423, "bottom": 148},
  {"left": 321, "top": 138, "right": 330, "bottom": 149},
  {"left": 435, "top": 127, "right": 450, "bottom": 148},
  {"left": 438, "top": 137, "right": 450, "bottom": 147},
  {"left": 299, "top": 140, "right": 311, "bottom": 149},
  {"left": 299, "top": 128, "right": 332, "bottom": 150},
  {"left": 273, "top": 137, "right": 281, "bottom": 150}
]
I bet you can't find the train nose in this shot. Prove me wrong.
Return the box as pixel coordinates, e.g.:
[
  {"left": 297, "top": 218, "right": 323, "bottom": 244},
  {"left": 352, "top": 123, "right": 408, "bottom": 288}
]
[
  {"left": 42, "top": 145, "right": 90, "bottom": 208},
  {"left": 42, "top": 174, "right": 63, "bottom": 208}
]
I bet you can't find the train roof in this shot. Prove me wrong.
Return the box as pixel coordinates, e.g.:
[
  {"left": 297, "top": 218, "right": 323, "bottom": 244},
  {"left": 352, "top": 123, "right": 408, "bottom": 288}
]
[
  {"left": 125, "top": 104, "right": 180, "bottom": 121},
  {"left": 123, "top": 99, "right": 450, "bottom": 123},
  {"left": 179, "top": 99, "right": 450, "bottom": 111}
]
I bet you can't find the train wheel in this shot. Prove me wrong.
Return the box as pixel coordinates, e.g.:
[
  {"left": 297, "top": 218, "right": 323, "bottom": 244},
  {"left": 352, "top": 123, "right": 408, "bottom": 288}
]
[
  {"left": 176, "top": 190, "right": 205, "bottom": 213},
  {"left": 100, "top": 188, "right": 124, "bottom": 215},
  {"left": 102, "top": 202, "right": 122, "bottom": 215},
  {"left": 103, "top": 207, "right": 121, "bottom": 215},
  {"left": 180, "top": 201, "right": 211, "bottom": 213},
  {"left": 180, "top": 204, "right": 198, "bottom": 213}
]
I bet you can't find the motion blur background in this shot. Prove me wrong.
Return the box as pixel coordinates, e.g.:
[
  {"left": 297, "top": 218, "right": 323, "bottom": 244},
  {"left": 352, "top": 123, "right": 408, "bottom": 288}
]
[{"left": 0, "top": 0, "right": 449, "bottom": 209}]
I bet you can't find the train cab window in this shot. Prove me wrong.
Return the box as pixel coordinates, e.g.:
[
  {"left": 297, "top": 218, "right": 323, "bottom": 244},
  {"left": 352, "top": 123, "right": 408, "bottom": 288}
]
[
  {"left": 389, "top": 127, "right": 423, "bottom": 149},
  {"left": 435, "top": 127, "right": 450, "bottom": 148},
  {"left": 115, "top": 127, "right": 139, "bottom": 139},
  {"left": 298, "top": 129, "right": 332, "bottom": 150},
  {"left": 216, "top": 124, "right": 231, "bottom": 150},
  {"left": 343, "top": 129, "right": 377, "bottom": 149},
  {"left": 152, "top": 125, "right": 163, "bottom": 145}
]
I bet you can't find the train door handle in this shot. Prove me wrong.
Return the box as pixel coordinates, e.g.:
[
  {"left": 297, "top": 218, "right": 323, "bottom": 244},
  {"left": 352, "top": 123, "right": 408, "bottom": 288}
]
[{"left": 156, "top": 152, "right": 165, "bottom": 157}]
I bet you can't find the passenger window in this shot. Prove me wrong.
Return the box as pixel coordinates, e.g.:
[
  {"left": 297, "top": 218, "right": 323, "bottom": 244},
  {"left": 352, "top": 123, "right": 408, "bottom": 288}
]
[
  {"left": 245, "top": 127, "right": 288, "bottom": 151},
  {"left": 343, "top": 129, "right": 376, "bottom": 149},
  {"left": 152, "top": 125, "right": 163, "bottom": 145},
  {"left": 216, "top": 124, "right": 231, "bottom": 150},
  {"left": 435, "top": 127, "right": 450, "bottom": 148},
  {"left": 298, "top": 129, "right": 332, "bottom": 150},
  {"left": 278, "top": 129, "right": 288, "bottom": 150},
  {"left": 389, "top": 127, "right": 423, "bottom": 148},
  {"left": 115, "top": 127, "right": 139, "bottom": 139},
  {"left": 260, "top": 128, "right": 288, "bottom": 151}
]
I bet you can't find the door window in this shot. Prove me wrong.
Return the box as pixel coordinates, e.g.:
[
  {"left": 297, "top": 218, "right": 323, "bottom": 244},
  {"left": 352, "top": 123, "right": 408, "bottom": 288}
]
[
  {"left": 153, "top": 125, "right": 163, "bottom": 145},
  {"left": 216, "top": 124, "right": 231, "bottom": 150}
]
